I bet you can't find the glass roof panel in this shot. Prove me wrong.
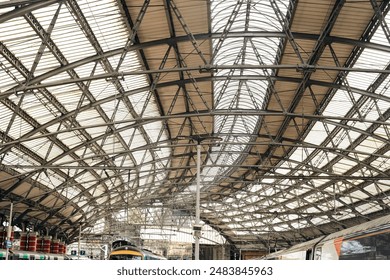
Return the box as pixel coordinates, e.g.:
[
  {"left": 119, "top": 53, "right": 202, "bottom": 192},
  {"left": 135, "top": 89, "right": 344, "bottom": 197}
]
[
  {"left": 79, "top": 0, "right": 128, "bottom": 52},
  {"left": 371, "top": 151, "right": 390, "bottom": 170},
  {"left": 22, "top": 137, "right": 55, "bottom": 158},
  {"left": 3, "top": 115, "right": 34, "bottom": 139},
  {"left": 20, "top": 92, "right": 60, "bottom": 122},
  {"left": 322, "top": 90, "right": 353, "bottom": 119},
  {"left": 355, "top": 137, "right": 385, "bottom": 154},
  {"left": 50, "top": 5, "right": 96, "bottom": 64},
  {"left": 1, "top": 21, "right": 41, "bottom": 72},
  {"left": 0, "top": 57, "right": 26, "bottom": 92}
]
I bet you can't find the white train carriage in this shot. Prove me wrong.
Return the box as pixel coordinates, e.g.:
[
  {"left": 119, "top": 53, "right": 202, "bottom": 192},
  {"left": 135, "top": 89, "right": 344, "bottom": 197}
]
[
  {"left": 263, "top": 214, "right": 390, "bottom": 260},
  {"left": 0, "top": 248, "right": 68, "bottom": 260}
]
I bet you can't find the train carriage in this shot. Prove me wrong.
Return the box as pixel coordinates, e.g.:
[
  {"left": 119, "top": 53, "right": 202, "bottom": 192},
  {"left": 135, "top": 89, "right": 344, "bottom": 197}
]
[
  {"left": 108, "top": 245, "right": 166, "bottom": 260},
  {"left": 264, "top": 236, "right": 324, "bottom": 260},
  {"left": 263, "top": 214, "right": 390, "bottom": 260},
  {"left": 0, "top": 248, "right": 68, "bottom": 260},
  {"left": 315, "top": 215, "right": 390, "bottom": 260},
  {"left": 108, "top": 240, "right": 166, "bottom": 260}
]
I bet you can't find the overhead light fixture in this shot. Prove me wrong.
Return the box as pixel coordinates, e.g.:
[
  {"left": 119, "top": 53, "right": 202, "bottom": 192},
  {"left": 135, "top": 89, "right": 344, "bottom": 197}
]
[{"left": 199, "top": 64, "right": 218, "bottom": 73}]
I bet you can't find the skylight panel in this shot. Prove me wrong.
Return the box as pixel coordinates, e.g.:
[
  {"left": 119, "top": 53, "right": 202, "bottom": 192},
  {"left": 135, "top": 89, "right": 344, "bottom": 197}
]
[
  {"left": 72, "top": 146, "right": 94, "bottom": 160},
  {"left": 143, "top": 121, "right": 166, "bottom": 143},
  {"left": 375, "top": 74, "right": 390, "bottom": 97},
  {"left": 348, "top": 119, "right": 371, "bottom": 133},
  {"left": 115, "top": 127, "right": 135, "bottom": 145},
  {"left": 87, "top": 79, "right": 118, "bottom": 100},
  {"left": 50, "top": 84, "right": 88, "bottom": 112},
  {"left": 370, "top": 155, "right": 390, "bottom": 170},
  {"left": 364, "top": 183, "right": 385, "bottom": 196},
  {"left": 0, "top": 57, "right": 25, "bottom": 92},
  {"left": 0, "top": 18, "right": 38, "bottom": 69},
  {"left": 346, "top": 72, "right": 379, "bottom": 96},
  {"left": 310, "top": 150, "right": 332, "bottom": 169},
  {"left": 47, "top": 173, "right": 65, "bottom": 188},
  {"left": 81, "top": 124, "right": 107, "bottom": 141},
  {"left": 50, "top": 6, "right": 96, "bottom": 63},
  {"left": 20, "top": 92, "right": 60, "bottom": 121},
  {"left": 376, "top": 180, "right": 390, "bottom": 191},
  {"left": 0, "top": 13, "right": 29, "bottom": 39},
  {"left": 289, "top": 146, "right": 314, "bottom": 163},
  {"left": 3, "top": 149, "right": 39, "bottom": 169},
  {"left": 353, "top": 166, "right": 379, "bottom": 177},
  {"left": 74, "top": 174, "right": 98, "bottom": 190},
  {"left": 31, "top": 2, "right": 62, "bottom": 27},
  {"left": 207, "top": 2, "right": 291, "bottom": 202},
  {"left": 122, "top": 73, "right": 151, "bottom": 91},
  {"left": 99, "top": 135, "right": 123, "bottom": 155},
  {"left": 361, "top": 103, "right": 381, "bottom": 121},
  {"left": 0, "top": 103, "right": 14, "bottom": 131},
  {"left": 76, "top": 108, "right": 104, "bottom": 126},
  {"left": 140, "top": 97, "right": 164, "bottom": 119},
  {"left": 370, "top": 9, "right": 390, "bottom": 45},
  {"left": 129, "top": 131, "right": 147, "bottom": 150},
  {"left": 72, "top": 61, "right": 101, "bottom": 81},
  {"left": 331, "top": 158, "right": 357, "bottom": 174},
  {"left": 355, "top": 203, "right": 381, "bottom": 215},
  {"left": 353, "top": 47, "right": 389, "bottom": 71},
  {"left": 54, "top": 154, "right": 79, "bottom": 167},
  {"left": 310, "top": 216, "right": 328, "bottom": 225},
  {"left": 99, "top": 98, "right": 119, "bottom": 119},
  {"left": 111, "top": 51, "right": 145, "bottom": 72},
  {"left": 111, "top": 156, "right": 126, "bottom": 169},
  {"left": 22, "top": 137, "right": 53, "bottom": 158},
  {"left": 96, "top": 196, "right": 109, "bottom": 205},
  {"left": 128, "top": 90, "right": 159, "bottom": 116},
  {"left": 374, "top": 126, "right": 390, "bottom": 139},
  {"left": 41, "top": 68, "right": 71, "bottom": 84},
  {"left": 272, "top": 224, "right": 290, "bottom": 232},
  {"left": 332, "top": 129, "right": 353, "bottom": 150},
  {"left": 35, "top": 169, "right": 62, "bottom": 189},
  {"left": 211, "top": 1, "right": 286, "bottom": 32},
  {"left": 79, "top": 0, "right": 128, "bottom": 52},
  {"left": 4, "top": 115, "right": 34, "bottom": 139},
  {"left": 355, "top": 137, "right": 385, "bottom": 154},
  {"left": 323, "top": 90, "right": 353, "bottom": 118},
  {"left": 274, "top": 163, "right": 292, "bottom": 175},
  {"left": 351, "top": 151, "right": 370, "bottom": 162},
  {"left": 32, "top": 50, "right": 62, "bottom": 77},
  {"left": 350, "top": 189, "right": 370, "bottom": 201},
  {"left": 290, "top": 220, "right": 308, "bottom": 229}
]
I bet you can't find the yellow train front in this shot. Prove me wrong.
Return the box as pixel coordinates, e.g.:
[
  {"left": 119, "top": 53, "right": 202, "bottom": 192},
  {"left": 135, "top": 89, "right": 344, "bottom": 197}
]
[{"left": 109, "top": 244, "right": 166, "bottom": 260}]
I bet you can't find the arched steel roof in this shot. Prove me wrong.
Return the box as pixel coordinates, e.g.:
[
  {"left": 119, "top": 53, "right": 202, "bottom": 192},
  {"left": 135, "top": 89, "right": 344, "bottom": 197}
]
[{"left": 1, "top": 0, "right": 390, "bottom": 250}]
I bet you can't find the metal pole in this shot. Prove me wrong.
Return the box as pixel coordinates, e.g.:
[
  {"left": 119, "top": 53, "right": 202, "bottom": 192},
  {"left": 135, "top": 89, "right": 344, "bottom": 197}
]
[
  {"left": 5, "top": 202, "right": 13, "bottom": 260},
  {"left": 78, "top": 224, "right": 81, "bottom": 260},
  {"left": 195, "top": 143, "right": 201, "bottom": 260}
]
